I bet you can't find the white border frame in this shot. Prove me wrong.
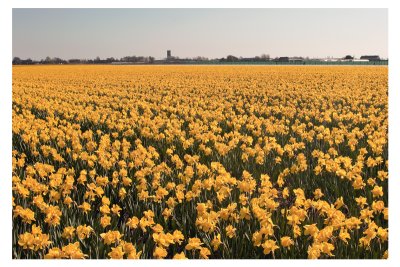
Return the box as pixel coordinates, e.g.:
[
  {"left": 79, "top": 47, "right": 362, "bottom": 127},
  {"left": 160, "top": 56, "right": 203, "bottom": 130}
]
[{"left": 1, "top": 2, "right": 398, "bottom": 267}]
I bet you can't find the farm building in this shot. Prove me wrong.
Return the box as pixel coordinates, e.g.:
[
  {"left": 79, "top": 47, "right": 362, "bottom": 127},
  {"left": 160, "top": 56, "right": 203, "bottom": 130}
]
[{"left": 360, "top": 55, "right": 381, "bottom": 61}]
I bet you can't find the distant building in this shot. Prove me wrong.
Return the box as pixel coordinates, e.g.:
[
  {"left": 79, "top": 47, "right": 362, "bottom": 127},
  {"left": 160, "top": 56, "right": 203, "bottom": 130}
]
[
  {"left": 360, "top": 55, "right": 380, "bottom": 61},
  {"left": 278, "top": 57, "right": 289, "bottom": 62},
  {"left": 167, "top": 50, "right": 171, "bottom": 59},
  {"left": 289, "top": 57, "right": 304, "bottom": 62}
]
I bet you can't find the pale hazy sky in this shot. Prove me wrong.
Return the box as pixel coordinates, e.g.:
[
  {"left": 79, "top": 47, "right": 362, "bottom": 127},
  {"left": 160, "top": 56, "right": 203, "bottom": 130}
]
[{"left": 12, "top": 8, "right": 388, "bottom": 60}]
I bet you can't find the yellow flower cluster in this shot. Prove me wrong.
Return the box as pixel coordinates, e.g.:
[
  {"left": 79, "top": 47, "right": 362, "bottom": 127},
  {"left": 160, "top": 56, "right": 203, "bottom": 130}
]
[
  {"left": 18, "top": 225, "right": 51, "bottom": 251},
  {"left": 12, "top": 65, "right": 387, "bottom": 259}
]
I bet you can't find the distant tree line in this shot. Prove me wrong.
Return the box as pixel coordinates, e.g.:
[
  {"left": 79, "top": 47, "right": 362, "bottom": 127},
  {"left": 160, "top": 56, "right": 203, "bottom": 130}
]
[
  {"left": 220, "top": 54, "right": 271, "bottom": 62},
  {"left": 13, "top": 56, "right": 68, "bottom": 65},
  {"left": 12, "top": 54, "right": 273, "bottom": 65},
  {"left": 12, "top": 55, "right": 157, "bottom": 65},
  {"left": 12, "top": 54, "right": 385, "bottom": 65}
]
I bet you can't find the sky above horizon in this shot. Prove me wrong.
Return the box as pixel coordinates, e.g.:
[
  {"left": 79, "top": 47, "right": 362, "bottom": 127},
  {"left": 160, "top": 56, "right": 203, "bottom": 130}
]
[{"left": 12, "top": 8, "right": 388, "bottom": 60}]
